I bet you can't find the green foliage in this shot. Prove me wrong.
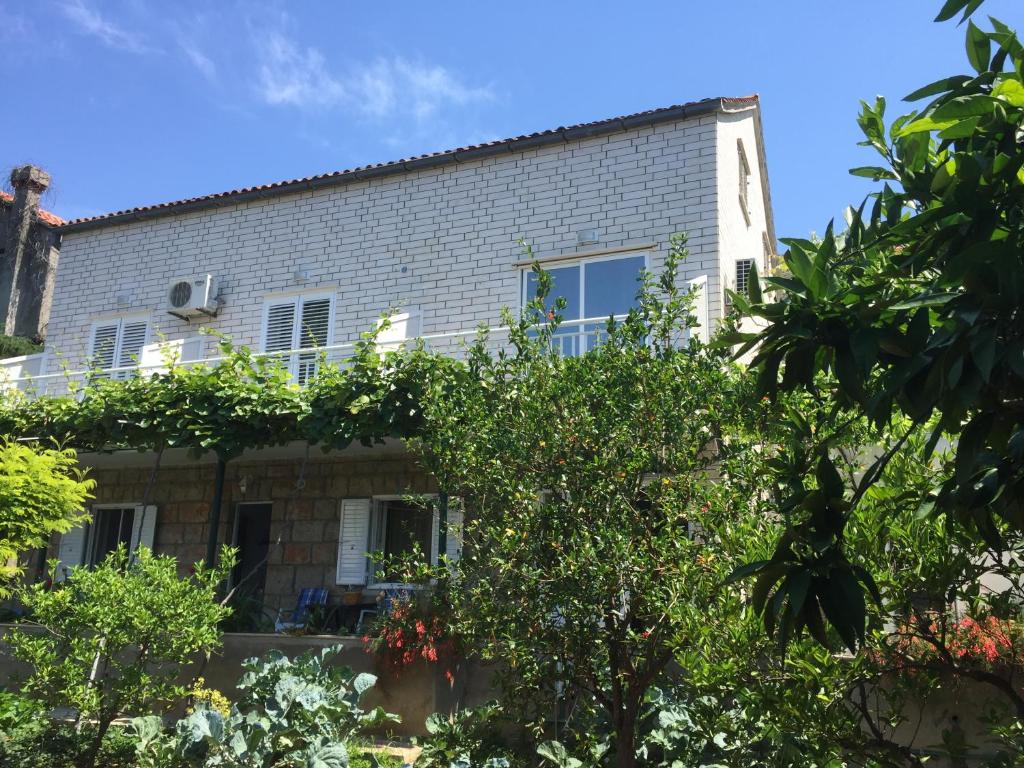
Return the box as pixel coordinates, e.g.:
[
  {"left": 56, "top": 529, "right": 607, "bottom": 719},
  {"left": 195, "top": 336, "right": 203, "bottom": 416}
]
[
  {"left": 724, "top": 5, "right": 1024, "bottom": 650},
  {"left": 0, "top": 439, "right": 93, "bottom": 591},
  {"left": 130, "top": 645, "right": 398, "bottom": 768},
  {"left": 6, "top": 545, "right": 234, "bottom": 768},
  {"left": 540, "top": 686, "right": 847, "bottom": 768},
  {"left": 0, "top": 335, "right": 42, "bottom": 358},
  {"left": 415, "top": 705, "right": 513, "bottom": 768},
  {"left": 0, "top": 328, "right": 447, "bottom": 460},
  {"left": 403, "top": 235, "right": 792, "bottom": 767},
  {"left": 0, "top": 692, "right": 137, "bottom": 768},
  {"left": 0, "top": 719, "right": 138, "bottom": 768}
]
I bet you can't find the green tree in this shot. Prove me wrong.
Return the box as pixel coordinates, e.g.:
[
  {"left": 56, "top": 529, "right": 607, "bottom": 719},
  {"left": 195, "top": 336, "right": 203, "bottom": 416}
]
[
  {"left": 726, "top": 3, "right": 1024, "bottom": 650},
  {"left": 6, "top": 546, "right": 234, "bottom": 768},
  {"left": 406, "top": 237, "right": 782, "bottom": 768},
  {"left": 0, "top": 440, "right": 93, "bottom": 591}
]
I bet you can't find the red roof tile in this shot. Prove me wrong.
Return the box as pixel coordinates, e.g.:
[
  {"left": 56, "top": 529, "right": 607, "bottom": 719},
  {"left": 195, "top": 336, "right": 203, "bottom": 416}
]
[
  {"left": 0, "top": 190, "right": 65, "bottom": 228},
  {"left": 60, "top": 95, "right": 760, "bottom": 233}
]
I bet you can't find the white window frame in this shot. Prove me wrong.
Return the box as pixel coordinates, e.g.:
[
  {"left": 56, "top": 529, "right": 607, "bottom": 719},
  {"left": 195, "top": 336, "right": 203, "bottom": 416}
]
[
  {"left": 84, "top": 504, "right": 139, "bottom": 567},
  {"left": 735, "top": 258, "right": 755, "bottom": 297},
  {"left": 258, "top": 291, "right": 336, "bottom": 381},
  {"left": 367, "top": 494, "right": 440, "bottom": 590},
  {"left": 519, "top": 250, "right": 650, "bottom": 354},
  {"left": 87, "top": 314, "right": 151, "bottom": 378},
  {"left": 738, "top": 139, "right": 751, "bottom": 226}
]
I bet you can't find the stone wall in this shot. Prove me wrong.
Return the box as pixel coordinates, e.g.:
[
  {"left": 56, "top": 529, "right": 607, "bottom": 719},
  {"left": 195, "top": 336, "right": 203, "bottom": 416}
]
[
  {"left": 48, "top": 448, "right": 437, "bottom": 611},
  {"left": 48, "top": 111, "right": 738, "bottom": 374},
  {"left": 0, "top": 166, "right": 61, "bottom": 340}
]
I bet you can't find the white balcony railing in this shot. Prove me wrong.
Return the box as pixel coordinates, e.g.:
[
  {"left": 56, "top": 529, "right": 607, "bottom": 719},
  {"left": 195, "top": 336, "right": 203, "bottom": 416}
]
[{"left": 0, "top": 316, "right": 631, "bottom": 400}]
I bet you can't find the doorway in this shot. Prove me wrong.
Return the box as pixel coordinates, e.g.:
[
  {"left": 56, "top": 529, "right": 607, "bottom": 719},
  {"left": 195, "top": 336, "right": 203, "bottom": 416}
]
[{"left": 231, "top": 502, "right": 272, "bottom": 598}]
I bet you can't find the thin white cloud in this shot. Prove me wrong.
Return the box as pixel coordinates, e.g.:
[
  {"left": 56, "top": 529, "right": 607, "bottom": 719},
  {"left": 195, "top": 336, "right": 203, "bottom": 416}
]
[
  {"left": 257, "top": 31, "right": 347, "bottom": 107},
  {"left": 253, "top": 28, "right": 494, "bottom": 121},
  {"left": 58, "top": 0, "right": 152, "bottom": 53},
  {"left": 181, "top": 42, "right": 216, "bottom": 81}
]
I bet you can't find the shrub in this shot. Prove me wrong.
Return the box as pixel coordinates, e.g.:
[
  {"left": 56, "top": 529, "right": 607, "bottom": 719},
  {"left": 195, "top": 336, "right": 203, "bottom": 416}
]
[
  {"left": 5, "top": 545, "right": 234, "bottom": 768},
  {"left": 363, "top": 590, "right": 457, "bottom": 682},
  {"left": 131, "top": 644, "right": 399, "bottom": 767},
  {"left": 415, "top": 704, "right": 514, "bottom": 768},
  {"left": 0, "top": 440, "right": 93, "bottom": 592},
  {"left": 0, "top": 334, "right": 42, "bottom": 358}
]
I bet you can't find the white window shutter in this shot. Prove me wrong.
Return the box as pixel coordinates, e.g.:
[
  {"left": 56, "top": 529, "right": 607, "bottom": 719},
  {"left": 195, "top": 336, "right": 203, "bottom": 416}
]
[
  {"left": 264, "top": 301, "right": 297, "bottom": 353},
  {"left": 445, "top": 504, "right": 464, "bottom": 565},
  {"left": 688, "top": 275, "right": 710, "bottom": 344},
  {"left": 430, "top": 508, "right": 440, "bottom": 566},
  {"left": 131, "top": 505, "right": 158, "bottom": 554},
  {"left": 298, "top": 298, "right": 331, "bottom": 349},
  {"left": 297, "top": 298, "right": 331, "bottom": 384},
  {"left": 56, "top": 523, "right": 88, "bottom": 581},
  {"left": 89, "top": 323, "right": 119, "bottom": 372},
  {"left": 117, "top": 321, "right": 148, "bottom": 371},
  {"left": 336, "top": 498, "right": 371, "bottom": 585}
]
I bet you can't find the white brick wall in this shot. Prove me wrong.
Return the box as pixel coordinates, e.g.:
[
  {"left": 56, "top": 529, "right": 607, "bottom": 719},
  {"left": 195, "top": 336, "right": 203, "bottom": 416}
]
[{"left": 46, "top": 108, "right": 770, "bottom": 373}]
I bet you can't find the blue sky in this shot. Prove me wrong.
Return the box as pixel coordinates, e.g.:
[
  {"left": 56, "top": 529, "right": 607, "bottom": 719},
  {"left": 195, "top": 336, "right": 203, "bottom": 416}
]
[{"left": 3, "top": 0, "right": 1021, "bottom": 239}]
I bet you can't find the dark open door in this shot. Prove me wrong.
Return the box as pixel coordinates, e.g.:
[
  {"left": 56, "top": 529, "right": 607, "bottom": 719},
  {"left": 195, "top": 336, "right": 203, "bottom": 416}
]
[{"left": 231, "top": 503, "right": 272, "bottom": 598}]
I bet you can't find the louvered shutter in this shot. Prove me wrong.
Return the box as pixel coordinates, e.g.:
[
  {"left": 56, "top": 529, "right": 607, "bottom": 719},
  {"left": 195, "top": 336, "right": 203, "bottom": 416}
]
[
  {"left": 89, "top": 323, "right": 119, "bottom": 374},
  {"left": 114, "top": 320, "right": 148, "bottom": 379},
  {"left": 297, "top": 298, "right": 331, "bottom": 384},
  {"left": 130, "top": 505, "right": 158, "bottom": 554},
  {"left": 264, "top": 300, "right": 297, "bottom": 378},
  {"left": 336, "top": 498, "right": 371, "bottom": 585},
  {"left": 264, "top": 301, "right": 297, "bottom": 352},
  {"left": 56, "top": 522, "right": 89, "bottom": 581},
  {"left": 688, "top": 275, "right": 710, "bottom": 344},
  {"left": 445, "top": 502, "right": 464, "bottom": 566}
]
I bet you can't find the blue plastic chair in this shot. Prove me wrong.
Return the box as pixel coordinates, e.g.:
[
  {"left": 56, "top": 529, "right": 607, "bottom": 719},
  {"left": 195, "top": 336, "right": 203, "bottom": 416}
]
[{"left": 275, "top": 587, "right": 329, "bottom": 632}]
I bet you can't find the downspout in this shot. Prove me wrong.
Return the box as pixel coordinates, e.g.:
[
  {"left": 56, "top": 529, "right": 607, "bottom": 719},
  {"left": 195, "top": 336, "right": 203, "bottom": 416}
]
[{"left": 206, "top": 456, "right": 227, "bottom": 567}]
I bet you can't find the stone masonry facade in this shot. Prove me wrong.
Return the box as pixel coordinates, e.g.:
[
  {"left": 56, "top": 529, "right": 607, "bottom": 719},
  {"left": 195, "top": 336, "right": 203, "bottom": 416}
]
[
  {"left": 46, "top": 451, "right": 436, "bottom": 611},
  {"left": 45, "top": 108, "right": 767, "bottom": 373}
]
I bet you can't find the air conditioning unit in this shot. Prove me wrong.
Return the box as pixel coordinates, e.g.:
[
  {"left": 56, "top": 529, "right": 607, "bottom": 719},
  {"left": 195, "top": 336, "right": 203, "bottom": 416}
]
[{"left": 166, "top": 274, "right": 219, "bottom": 320}]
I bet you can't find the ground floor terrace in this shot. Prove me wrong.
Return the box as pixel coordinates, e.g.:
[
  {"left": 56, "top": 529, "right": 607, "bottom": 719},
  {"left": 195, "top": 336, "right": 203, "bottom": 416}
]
[{"left": 38, "top": 440, "right": 458, "bottom": 630}]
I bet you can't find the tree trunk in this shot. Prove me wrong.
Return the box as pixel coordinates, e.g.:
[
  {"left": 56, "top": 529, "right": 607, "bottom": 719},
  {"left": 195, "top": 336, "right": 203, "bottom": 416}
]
[
  {"left": 613, "top": 710, "right": 638, "bottom": 768},
  {"left": 79, "top": 717, "right": 112, "bottom": 768}
]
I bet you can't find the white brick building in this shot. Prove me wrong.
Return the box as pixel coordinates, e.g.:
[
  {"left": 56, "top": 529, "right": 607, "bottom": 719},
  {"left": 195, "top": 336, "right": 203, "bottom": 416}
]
[{"left": 7, "top": 95, "right": 775, "bottom": 626}]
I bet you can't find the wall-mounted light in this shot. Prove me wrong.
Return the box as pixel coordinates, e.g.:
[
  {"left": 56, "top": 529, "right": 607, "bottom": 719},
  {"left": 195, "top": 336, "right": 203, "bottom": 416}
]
[
  {"left": 293, "top": 267, "right": 311, "bottom": 284},
  {"left": 238, "top": 475, "right": 249, "bottom": 494},
  {"left": 577, "top": 229, "right": 599, "bottom": 246}
]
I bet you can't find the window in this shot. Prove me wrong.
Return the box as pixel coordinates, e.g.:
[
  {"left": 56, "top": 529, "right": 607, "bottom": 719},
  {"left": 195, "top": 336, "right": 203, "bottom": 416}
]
[
  {"left": 762, "top": 232, "right": 775, "bottom": 271},
  {"left": 371, "top": 499, "right": 435, "bottom": 584},
  {"left": 335, "top": 496, "right": 463, "bottom": 587},
  {"left": 521, "top": 252, "right": 647, "bottom": 355},
  {"left": 55, "top": 504, "right": 157, "bottom": 580},
  {"left": 88, "top": 316, "right": 149, "bottom": 379},
  {"left": 735, "top": 259, "right": 755, "bottom": 297},
  {"left": 261, "top": 293, "right": 334, "bottom": 384},
  {"left": 86, "top": 507, "right": 135, "bottom": 566},
  {"left": 738, "top": 140, "right": 751, "bottom": 224}
]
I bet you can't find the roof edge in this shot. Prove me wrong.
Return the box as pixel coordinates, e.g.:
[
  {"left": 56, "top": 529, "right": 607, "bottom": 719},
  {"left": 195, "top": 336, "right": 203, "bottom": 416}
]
[{"left": 60, "top": 96, "right": 757, "bottom": 234}]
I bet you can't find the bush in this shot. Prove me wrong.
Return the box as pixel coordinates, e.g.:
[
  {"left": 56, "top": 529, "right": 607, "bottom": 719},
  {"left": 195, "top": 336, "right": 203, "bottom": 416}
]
[
  {"left": 0, "top": 334, "right": 42, "bottom": 358},
  {"left": 0, "top": 700, "right": 137, "bottom": 768},
  {"left": 5, "top": 545, "right": 234, "bottom": 768},
  {"left": 415, "top": 704, "right": 514, "bottom": 768},
  {"left": 131, "top": 644, "right": 399, "bottom": 767}
]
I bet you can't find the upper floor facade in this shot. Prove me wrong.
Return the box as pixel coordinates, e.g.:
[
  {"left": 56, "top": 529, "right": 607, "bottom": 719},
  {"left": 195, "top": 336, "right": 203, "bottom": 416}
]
[{"left": 3, "top": 95, "right": 774, "bottom": 393}]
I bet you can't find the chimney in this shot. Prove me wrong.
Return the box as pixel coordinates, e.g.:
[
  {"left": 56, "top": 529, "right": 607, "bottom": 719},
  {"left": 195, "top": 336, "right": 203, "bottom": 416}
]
[{"left": 1, "top": 165, "right": 54, "bottom": 338}]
